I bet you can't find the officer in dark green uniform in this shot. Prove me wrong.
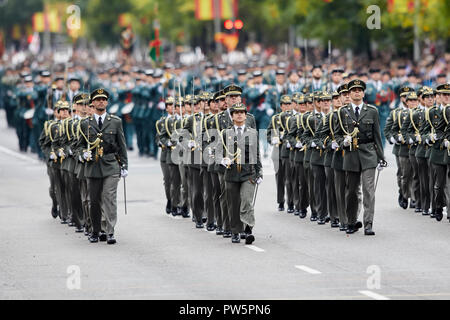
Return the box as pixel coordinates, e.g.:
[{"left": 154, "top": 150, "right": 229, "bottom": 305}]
[
  {"left": 78, "top": 88, "right": 128, "bottom": 244},
  {"left": 335, "top": 79, "right": 385, "bottom": 235},
  {"left": 221, "top": 103, "right": 262, "bottom": 244}
]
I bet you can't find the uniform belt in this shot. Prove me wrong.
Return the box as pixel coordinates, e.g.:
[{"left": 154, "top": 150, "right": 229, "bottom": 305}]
[{"left": 358, "top": 139, "right": 374, "bottom": 144}]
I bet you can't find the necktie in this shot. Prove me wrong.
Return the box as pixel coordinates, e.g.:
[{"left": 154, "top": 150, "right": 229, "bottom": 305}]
[
  {"left": 98, "top": 116, "right": 103, "bottom": 130},
  {"left": 237, "top": 127, "right": 243, "bottom": 139},
  {"left": 355, "top": 106, "right": 360, "bottom": 119}
]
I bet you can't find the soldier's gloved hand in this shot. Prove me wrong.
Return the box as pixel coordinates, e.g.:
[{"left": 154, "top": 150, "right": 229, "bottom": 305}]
[
  {"left": 271, "top": 137, "right": 280, "bottom": 145},
  {"left": 58, "top": 150, "right": 66, "bottom": 158},
  {"left": 286, "top": 142, "right": 291, "bottom": 148},
  {"left": 78, "top": 155, "right": 83, "bottom": 162},
  {"left": 311, "top": 141, "right": 317, "bottom": 148},
  {"left": 83, "top": 150, "right": 92, "bottom": 160},
  {"left": 397, "top": 135, "right": 403, "bottom": 143},
  {"left": 256, "top": 177, "right": 263, "bottom": 185},
  {"left": 120, "top": 169, "right": 128, "bottom": 178},
  {"left": 68, "top": 148, "right": 73, "bottom": 156},
  {"left": 431, "top": 133, "right": 437, "bottom": 141},
  {"left": 266, "top": 108, "right": 274, "bottom": 117},
  {"left": 331, "top": 141, "right": 339, "bottom": 150},
  {"left": 343, "top": 136, "right": 351, "bottom": 147},
  {"left": 389, "top": 137, "right": 396, "bottom": 145},
  {"left": 45, "top": 108, "right": 54, "bottom": 116},
  {"left": 50, "top": 153, "right": 56, "bottom": 160},
  {"left": 415, "top": 135, "right": 421, "bottom": 142},
  {"left": 445, "top": 140, "right": 449, "bottom": 148},
  {"left": 188, "top": 140, "right": 195, "bottom": 148},
  {"left": 408, "top": 138, "right": 414, "bottom": 145},
  {"left": 221, "top": 157, "right": 232, "bottom": 167},
  {"left": 295, "top": 141, "right": 302, "bottom": 149},
  {"left": 167, "top": 140, "right": 172, "bottom": 147}
]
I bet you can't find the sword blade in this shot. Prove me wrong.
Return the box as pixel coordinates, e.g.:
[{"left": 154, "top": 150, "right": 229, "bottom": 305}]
[
  {"left": 252, "top": 183, "right": 259, "bottom": 207},
  {"left": 123, "top": 176, "right": 128, "bottom": 215}
]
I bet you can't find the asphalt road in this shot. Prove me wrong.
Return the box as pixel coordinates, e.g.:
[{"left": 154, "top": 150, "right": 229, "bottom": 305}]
[{"left": 1, "top": 110, "right": 449, "bottom": 300}]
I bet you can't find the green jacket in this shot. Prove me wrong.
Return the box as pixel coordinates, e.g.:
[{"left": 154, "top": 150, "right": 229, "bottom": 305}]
[
  {"left": 222, "top": 127, "right": 262, "bottom": 183},
  {"left": 335, "top": 104, "right": 384, "bottom": 172},
  {"left": 384, "top": 106, "right": 403, "bottom": 156},
  {"left": 391, "top": 108, "right": 412, "bottom": 158},
  {"left": 78, "top": 114, "right": 128, "bottom": 178},
  {"left": 421, "top": 105, "right": 450, "bottom": 165}
]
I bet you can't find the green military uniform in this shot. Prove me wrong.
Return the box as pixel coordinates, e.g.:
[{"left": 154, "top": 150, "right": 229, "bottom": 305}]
[
  {"left": 334, "top": 80, "right": 385, "bottom": 235},
  {"left": 221, "top": 103, "right": 262, "bottom": 244},
  {"left": 421, "top": 83, "right": 450, "bottom": 221},
  {"left": 78, "top": 89, "right": 128, "bottom": 243}
]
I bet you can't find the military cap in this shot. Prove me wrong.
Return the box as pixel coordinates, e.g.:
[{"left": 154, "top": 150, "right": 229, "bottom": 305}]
[
  {"left": 437, "top": 73, "right": 447, "bottom": 79},
  {"left": 237, "top": 69, "right": 247, "bottom": 76},
  {"left": 332, "top": 68, "right": 345, "bottom": 74},
  {"left": 436, "top": 83, "right": 450, "bottom": 94},
  {"left": 305, "top": 93, "right": 314, "bottom": 103},
  {"left": 280, "top": 95, "right": 292, "bottom": 104},
  {"left": 73, "top": 93, "right": 90, "bottom": 104},
  {"left": 56, "top": 100, "right": 70, "bottom": 111},
  {"left": 416, "top": 86, "right": 425, "bottom": 97},
  {"left": 54, "top": 76, "right": 65, "bottom": 82},
  {"left": 68, "top": 76, "right": 81, "bottom": 83},
  {"left": 320, "top": 91, "right": 332, "bottom": 100},
  {"left": 312, "top": 64, "right": 322, "bottom": 71},
  {"left": 163, "top": 63, "right": 174, "bottom": 70},
  {"left": 252, "top": 70, "right": 263, "bottom": 77},
  {"left": 90, "top": 88, "right": 109, "bottom": 101},
  {"left": 40, "top": 71, "right": 51, "bottom": 77},
  {"left": 217, "top": 64, "right": 227, "bottom": 70},
  {"left": 175, "top": 97, "right": 184, "bottom": 106},
  {"left": 24, "top": 76, "right": 33, "bottom": 83},
  {"left": 144, "top": 69, "right": 154, "bottom": 76},
  {"left": 215, "top": 90, "right": 226, "bottom": 100},
  {"left": 397, "top": 65, "right": 407, "bottom": 70},
  {"left": 421, "top": 87, "right": 434, "bottom": 97},
  {"left": 337, "top": 83, "right": 349, "bottom": 94},
  {"left": 276, "top": 69, "right": 285, "bottom": 75},
  {"left": 184, "top": 95, "right": 192, "bottom": 104},
  {"left": 20, "top": 71, "right": 30, "bottom": 78},
  {"left": 230, "top": 102, "right": 247, "bottom": 114},
  {"left": 332, "top": 91, "right": 340, "bottom": 98},
  {"left": 223, "top": 84, "right": 243, "bottom": 96},
  {"left": 313, "top": 91, "right": 322, "bottom": 100},
  {"left": 347, "top": 79, "right": 366, "bottom": 91},
  {"left": 406, "top": 92, "right": 418, "bottom": 100},
  {"left": 277, "top": 62, "right": 287, "bottom": 69},
  {"left": 204, "top": 62, "right": 214, "bottom": 69},
  {"left": 165, "top": 96, "right": 175, "bottom": 105},
  {"left": 131, "top": 66, "right": 140, "bottom": 73},
  {"left": 369, "top": 68, "right": 381, "bottom": 73},
  {"left": 152, "top": 69, "right": 163, "bottom": 78},
  {"left": 398, "top": 86, "right": 413, "bottom": 97},
  {"left": 296, "top": 94, "right": 305, "bottom": 104}
]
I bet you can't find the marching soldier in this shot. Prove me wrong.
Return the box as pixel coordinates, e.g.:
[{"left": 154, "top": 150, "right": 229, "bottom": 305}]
[
  {"left": 423, "top": 83, "right": 450, "bottom": 222},
  {"left": 334, "top": 79, "right": 385, "bottom": 235},
  {"left": 384, "top": 86, "right": 413, "bottom": 209},
  {"left": 78, "top": 88, "right": 128, "bottom": 244},
  {"left": 220, "top": 103, "right": 263, "bottom": 244}
]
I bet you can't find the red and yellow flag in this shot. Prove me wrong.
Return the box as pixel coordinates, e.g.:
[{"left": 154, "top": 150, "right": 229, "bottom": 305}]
[{"left": 195, "top": 0, "right": 238, "bottom": 21}]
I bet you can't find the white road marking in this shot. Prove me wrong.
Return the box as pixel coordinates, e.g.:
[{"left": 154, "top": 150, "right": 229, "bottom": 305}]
[
  {"left": 358, "top": 290, "right": 390, "bottom": 300},
  {"left": 295, "top": 265, "right": 322, "bottom": 274},
  {"left": 246, "top": 245, "right": 265, "bottom": 252},
  {"left": 0, "top": 145, "right": 39, "bottom": 164}
]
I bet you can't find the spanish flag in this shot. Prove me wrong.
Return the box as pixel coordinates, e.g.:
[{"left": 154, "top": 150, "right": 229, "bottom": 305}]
[{"left": 195, "top": 0, "right": 238, "bottom": 21}]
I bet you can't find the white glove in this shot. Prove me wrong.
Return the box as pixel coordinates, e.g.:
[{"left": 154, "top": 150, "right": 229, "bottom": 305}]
[
  {"left": 408, "top": 138, "right": 414, "bottom": 145},
  {"left": 83, "top": 150, "right": 92, "bottom": 160},
  {"left": 78, "top": 155, "right": 83, "bottom": 162},
  {"left": 50, "top": 153, "right": 56, "bottom": 160},
  {"left": 311, "top": 141, "right": 316, "bottom": 148},
  {"left": 331, "top": 141, "right": 339, "bottom": 150},
  {"left": 295, "top": 141, "right": 302, "bottom": 149},
  {"left": 188, "top": 140, "right": 195, "bottom": 148},
  {"left": 167, "top": 140, "right": 172, "bottom": 147},
  {"left": 256, "top": 177, "right": 263, "bottom": 185},
  {"left": 286, "top": 142, "right": 291, "bottom": 148},
  {"left": 45, "top": 108, "right": 54, "bottom": 116},
  {"left": 431, "top": 133, "right": 437, "bottom": 141},
  {"left": 58, "top": 150, "right": 66, "bottom": 158},
  {"left": 68, "top": 148, "right": 73, "bottom": 155},
  {"left": 376, "top": 163, "right": 384, "bottom": 171},
  {"left": 415, "top": 135, "right": 421, "bottom": 142},
  {"left": 266, "top": 108, "right": 274, "bottom": 117},
  {"left": 271, "top": 137, "right": 280, "bottom": 145},
  {"left": 343, "top": 136, "right": 351, "bottom": 147},
  {"left": 120, "top": 169, "right": 128, "bottom": 178},
  {"left": 445, "top": 140, "right": 449, "bottom": 148},
  {"left": 259, "top": 85, "right": 268, "bottom": 94},
  {"left": 390, "top": 137, "right": 396, "bottom": 144},
  {"left": 397, "top": 135, "right": 403, "bottom": 143},
  {"left": 221, "top": 157, "right": 232, "bottom": 167}
]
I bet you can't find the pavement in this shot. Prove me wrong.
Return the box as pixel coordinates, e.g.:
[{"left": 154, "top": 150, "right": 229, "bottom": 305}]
[{"left": 1, "top": 109, "right": 450, "bottom": 300}]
